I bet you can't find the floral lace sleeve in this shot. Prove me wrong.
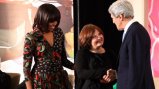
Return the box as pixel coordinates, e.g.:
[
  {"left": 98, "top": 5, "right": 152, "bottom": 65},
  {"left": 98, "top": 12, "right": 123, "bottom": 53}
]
[
  {"left": 23, "top": 33, "right": 35, "bottom": 81},
  {"left": 60, "top": 30, "right": 74, "bottom": 70}
]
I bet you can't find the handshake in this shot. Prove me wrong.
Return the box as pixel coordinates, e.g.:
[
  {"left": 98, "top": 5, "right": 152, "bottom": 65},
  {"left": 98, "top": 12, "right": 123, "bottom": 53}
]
[{"left": 100, "top": 69, "right": 117, "bottom": 84}]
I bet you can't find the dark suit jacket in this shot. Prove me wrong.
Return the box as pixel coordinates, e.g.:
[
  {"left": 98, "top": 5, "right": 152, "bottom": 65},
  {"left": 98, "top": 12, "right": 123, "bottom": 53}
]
[{"left": 117, "top": 22, "right": 155, "bottom": 89}]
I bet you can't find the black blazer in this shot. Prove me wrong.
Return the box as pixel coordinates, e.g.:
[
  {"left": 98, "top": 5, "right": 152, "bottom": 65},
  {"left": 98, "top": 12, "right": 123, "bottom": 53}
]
[
  {"left": 117, "top": 22, "right": 155, "bottom": 89},
  {"left": 75, "top": 48, "right": 117, "bottom": 89}
]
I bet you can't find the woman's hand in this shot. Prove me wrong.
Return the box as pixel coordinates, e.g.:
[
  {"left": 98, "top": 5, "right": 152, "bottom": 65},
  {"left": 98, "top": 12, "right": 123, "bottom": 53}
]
[
  {"left": 100, "top": 78, "right": 109, "bottom": 84},
  {"left": 25, "top": 80, "right": 33, "bottom": 89}
]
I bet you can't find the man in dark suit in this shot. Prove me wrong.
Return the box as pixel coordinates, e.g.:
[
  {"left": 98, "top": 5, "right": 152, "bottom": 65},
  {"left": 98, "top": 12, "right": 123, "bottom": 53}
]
[{"left": 108, "top": 0, "right": 155, "bottom": 89}]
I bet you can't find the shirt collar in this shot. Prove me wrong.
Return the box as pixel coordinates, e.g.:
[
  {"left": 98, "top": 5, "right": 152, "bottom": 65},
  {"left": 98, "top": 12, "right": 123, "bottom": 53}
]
[
  {"left": 124, "top": 19, "right": 135, "bottom": 34},
  {"left": 122, "top": 19, "right": 135, "bottom": 41}
]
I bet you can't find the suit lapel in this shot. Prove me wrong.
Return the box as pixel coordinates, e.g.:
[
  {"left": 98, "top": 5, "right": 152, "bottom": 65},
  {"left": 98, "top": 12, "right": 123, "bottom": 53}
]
[{"left": 122, "top": 21, "right": 138, "bottom": 44}]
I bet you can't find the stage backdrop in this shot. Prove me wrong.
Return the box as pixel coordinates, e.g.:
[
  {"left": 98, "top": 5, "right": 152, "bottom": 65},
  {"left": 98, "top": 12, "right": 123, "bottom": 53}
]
[
  {"left": 0, "top": 0, "right": 74, "bottom": 83},
  {"left": 147, "top": 0, "right": 159, "bottom": 88}
]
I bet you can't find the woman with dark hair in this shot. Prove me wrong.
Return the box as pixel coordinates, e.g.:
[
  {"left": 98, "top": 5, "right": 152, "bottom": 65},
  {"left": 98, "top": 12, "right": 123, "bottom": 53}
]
[
  {"left": 75, "top": 24, "right": 117, "bottom": 89},
  {"left": 23, "top": 3, "right": 74, "bottom": 89}
]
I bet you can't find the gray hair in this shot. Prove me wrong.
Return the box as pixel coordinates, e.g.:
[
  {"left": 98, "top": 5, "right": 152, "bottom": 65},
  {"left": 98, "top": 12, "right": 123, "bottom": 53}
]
[{"left": 108, "top": 0, "right": 134, "bottom": 18}]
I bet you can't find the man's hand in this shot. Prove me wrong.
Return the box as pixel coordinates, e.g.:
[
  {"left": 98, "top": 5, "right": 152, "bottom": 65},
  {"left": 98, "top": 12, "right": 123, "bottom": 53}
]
[{"left": 100, "top": 69, "right": 117, "bottom": 83}]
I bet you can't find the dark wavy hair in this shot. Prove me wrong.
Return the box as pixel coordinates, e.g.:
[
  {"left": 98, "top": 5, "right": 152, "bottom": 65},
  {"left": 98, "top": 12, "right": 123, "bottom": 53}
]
[
  {"left": 32, "top": 3, "right": 61, "bottom": 33},
  {"left": 79, "top": 24, "right": 104, "bottom": 49}
]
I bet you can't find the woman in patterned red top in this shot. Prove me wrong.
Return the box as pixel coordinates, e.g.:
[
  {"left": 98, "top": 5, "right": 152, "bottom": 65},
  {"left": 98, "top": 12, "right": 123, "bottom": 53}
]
[{"left": 23, "top": 3, "right": 74, "bottom": 89}]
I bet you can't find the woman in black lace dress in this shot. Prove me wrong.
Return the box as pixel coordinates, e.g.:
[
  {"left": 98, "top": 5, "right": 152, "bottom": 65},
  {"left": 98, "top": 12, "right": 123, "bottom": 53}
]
[
  {"left": 75, "top": 24, "right": 117, "bottom": 89},
  {"left": 23, "top": 3, "right": 74, "bottom": 89}
]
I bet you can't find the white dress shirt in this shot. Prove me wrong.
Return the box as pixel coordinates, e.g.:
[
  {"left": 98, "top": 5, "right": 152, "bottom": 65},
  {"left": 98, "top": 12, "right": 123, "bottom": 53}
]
[{"left": 122, "top": 20, "right": 136, "bottom": 42}]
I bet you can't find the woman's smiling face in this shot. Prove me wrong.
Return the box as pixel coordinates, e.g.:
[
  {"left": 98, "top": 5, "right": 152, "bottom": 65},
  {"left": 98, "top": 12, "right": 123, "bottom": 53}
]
[
  {"left": 48, "top": 21, "right": 58, "bottom": 31},
  {"left": 91, "top": 29, "right": 104, "bottom": 50}
]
